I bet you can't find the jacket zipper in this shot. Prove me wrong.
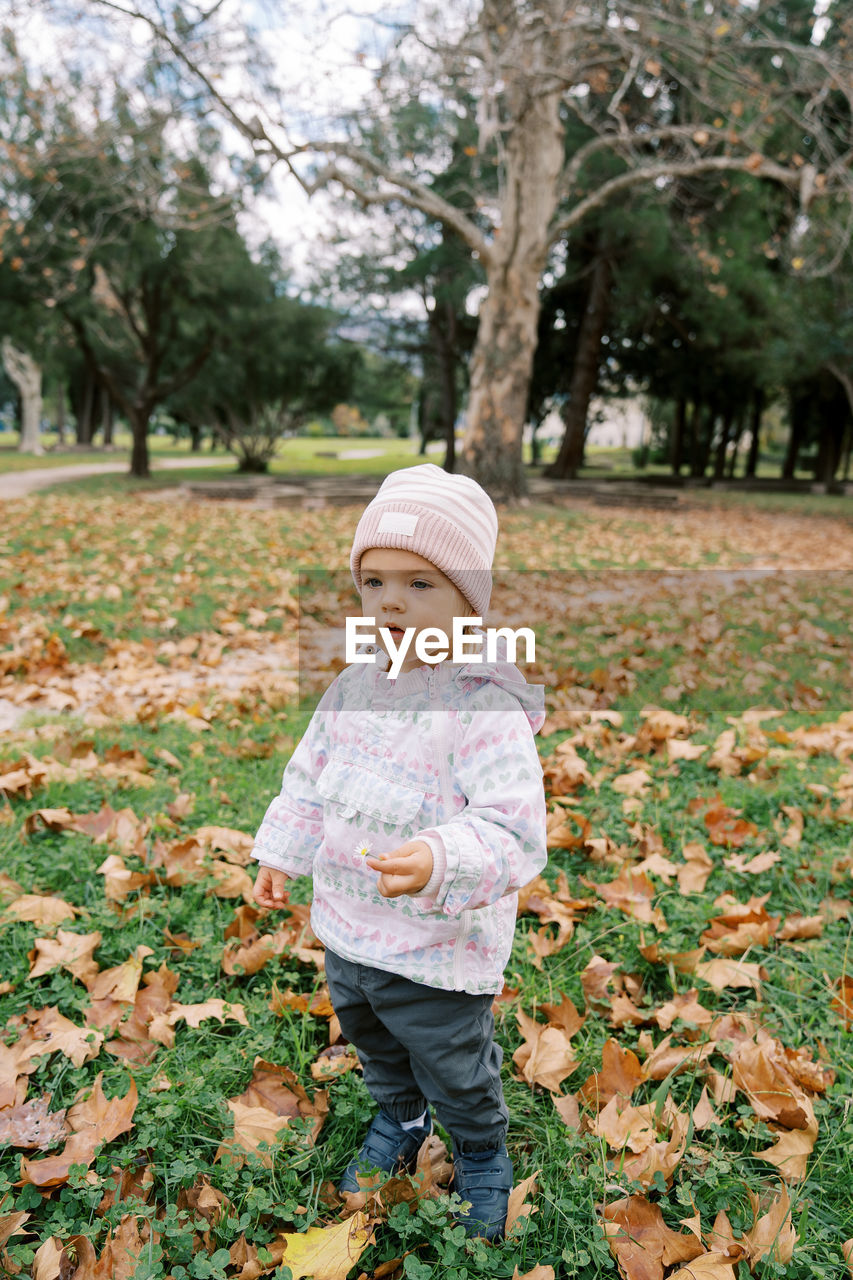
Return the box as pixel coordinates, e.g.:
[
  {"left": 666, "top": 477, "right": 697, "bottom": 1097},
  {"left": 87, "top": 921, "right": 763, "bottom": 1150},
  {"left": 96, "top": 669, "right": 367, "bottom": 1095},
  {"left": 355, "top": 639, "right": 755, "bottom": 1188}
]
[{"left": 429, "top": 668, "right": 474, "bottom": 989}]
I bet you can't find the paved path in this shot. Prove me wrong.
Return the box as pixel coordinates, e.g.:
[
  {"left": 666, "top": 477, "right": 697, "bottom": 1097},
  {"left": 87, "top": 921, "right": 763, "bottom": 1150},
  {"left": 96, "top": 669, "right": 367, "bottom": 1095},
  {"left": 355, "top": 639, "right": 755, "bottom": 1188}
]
[{"left": 0, "top": 455, "right": 234, "bottom": 500}]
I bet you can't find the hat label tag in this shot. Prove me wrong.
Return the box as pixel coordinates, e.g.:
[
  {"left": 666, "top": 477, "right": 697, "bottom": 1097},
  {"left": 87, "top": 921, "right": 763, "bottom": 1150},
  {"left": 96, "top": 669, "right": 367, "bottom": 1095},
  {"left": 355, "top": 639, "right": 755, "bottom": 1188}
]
[{"left": 377, "top": 511, "right": 418, "bottom": 536}]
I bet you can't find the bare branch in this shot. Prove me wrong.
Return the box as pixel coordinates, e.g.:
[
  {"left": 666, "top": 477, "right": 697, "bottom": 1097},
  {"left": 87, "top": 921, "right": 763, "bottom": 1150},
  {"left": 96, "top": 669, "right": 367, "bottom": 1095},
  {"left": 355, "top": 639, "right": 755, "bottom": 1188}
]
[{"left": 550, "top": 155, "right": 803, "bottom": 240}]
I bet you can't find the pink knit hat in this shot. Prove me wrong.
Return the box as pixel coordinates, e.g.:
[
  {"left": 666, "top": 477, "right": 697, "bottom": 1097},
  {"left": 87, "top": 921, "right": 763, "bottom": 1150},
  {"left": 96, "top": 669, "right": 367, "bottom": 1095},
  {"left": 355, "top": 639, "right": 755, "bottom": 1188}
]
[{"left": 350, "top": 464, "right": 498, "bottom": 616}]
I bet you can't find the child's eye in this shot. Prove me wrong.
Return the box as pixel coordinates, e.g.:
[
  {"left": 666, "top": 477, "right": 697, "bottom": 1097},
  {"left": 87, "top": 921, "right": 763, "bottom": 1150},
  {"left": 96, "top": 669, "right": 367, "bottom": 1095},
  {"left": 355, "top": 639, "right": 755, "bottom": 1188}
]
[
  {"left": 411, "top": 580, "right": 432, "bottom": 590},
  {"left": 363, "top": 577, "right": 382, "bottom": 588}
]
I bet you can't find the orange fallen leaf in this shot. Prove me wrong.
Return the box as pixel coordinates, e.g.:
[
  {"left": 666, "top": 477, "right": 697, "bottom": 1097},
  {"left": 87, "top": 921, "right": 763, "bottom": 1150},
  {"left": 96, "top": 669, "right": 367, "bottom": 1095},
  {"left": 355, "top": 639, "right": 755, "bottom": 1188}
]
[
  {"left": 584, "top": 867, "right": 667, "bottom": 931},
  {"left": 504, "top": 1170, "right": 539, "bottom": 1236},
  {"left": 704, "top": 804, "right": 758, "bottom": 847},
  {"left": 677, "top": 842, "right": 714, "bottom": 894},
  {"left": 667, "top": 1253, "right": 738, "bottom": 1279},
  {"left": 512, "top": 1011, "right": 578, "bottom": 1092},
  {"left": 148, "top": 998, "right": 248, "bottom": 1047},
  {"left": 577, "top": 1039, "right": 644, "bottom": 1110},
  {"left": 20, "top": 1073, "right": 137, "bottom": 1188},
  {"left": 694, "top": 957, "right": 766, "bottom": 993},
  {"left": 742, "top": 1186, "right": 797, "bottom": 1266},
  {"left": 777, "top": 913, "right": 824, "bottom": 941},
  {"left": 28, "top": 928, "right": 102, "bottom": 986},
  {"left": 603, "top": 1194, "right": 704, "bottom": 1279},
  {"left": 754, "top": 1117, "right": 818, "bottom": 1182},
  {"left": 1, "top": 894, "right": 77, "bottom": 929}
]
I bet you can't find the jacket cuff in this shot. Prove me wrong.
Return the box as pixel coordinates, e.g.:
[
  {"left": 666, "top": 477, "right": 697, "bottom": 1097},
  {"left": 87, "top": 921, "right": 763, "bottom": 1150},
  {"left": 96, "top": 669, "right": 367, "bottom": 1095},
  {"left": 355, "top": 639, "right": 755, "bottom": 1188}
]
[{"left": 413, "top": 833, "right": 447, "bottom": 900}]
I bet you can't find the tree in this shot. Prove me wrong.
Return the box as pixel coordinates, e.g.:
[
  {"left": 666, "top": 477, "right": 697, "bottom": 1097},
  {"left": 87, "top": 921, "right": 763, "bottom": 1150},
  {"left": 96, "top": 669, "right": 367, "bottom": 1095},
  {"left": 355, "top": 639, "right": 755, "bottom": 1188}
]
[
  {"left": 29, "top": 0, "right": 853, "bottom": 495},
  {"left": 168, "top": 265, "right": 360, "bottom": 473}
]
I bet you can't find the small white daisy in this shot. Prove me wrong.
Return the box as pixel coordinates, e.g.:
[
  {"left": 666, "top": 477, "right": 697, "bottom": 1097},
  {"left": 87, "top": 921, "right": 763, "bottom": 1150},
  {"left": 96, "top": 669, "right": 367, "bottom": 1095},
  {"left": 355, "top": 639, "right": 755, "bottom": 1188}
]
[{"left": 354, "top": 840, "right": 372, "bottom": 858}]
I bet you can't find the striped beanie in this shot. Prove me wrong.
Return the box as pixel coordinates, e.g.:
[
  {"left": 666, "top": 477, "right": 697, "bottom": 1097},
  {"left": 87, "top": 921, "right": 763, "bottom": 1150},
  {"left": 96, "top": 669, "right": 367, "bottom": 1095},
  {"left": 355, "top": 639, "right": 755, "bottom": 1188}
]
[{"left": 350, "top": 464, "right": 498, "bottom": 616}]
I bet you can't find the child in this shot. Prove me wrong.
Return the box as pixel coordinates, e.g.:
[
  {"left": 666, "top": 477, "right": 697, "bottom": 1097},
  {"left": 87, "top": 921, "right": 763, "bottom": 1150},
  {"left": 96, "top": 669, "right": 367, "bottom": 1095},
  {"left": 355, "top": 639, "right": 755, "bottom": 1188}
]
[{"left": 252, "top": 464, "right": 547, "bottom": 1240}]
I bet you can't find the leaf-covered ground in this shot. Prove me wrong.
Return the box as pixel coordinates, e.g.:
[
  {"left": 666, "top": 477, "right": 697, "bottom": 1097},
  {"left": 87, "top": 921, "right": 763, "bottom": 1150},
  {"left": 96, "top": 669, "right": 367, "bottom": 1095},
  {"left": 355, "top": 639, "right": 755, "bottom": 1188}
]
[{"left": 1, "top": 493, "right": 852, "bottom": 1280}]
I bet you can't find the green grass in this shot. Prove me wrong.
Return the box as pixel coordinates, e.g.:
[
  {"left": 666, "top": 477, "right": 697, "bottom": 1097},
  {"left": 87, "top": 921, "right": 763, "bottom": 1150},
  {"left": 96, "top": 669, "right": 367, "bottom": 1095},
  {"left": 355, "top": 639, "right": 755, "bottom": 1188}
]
[{"left": 1, "top": 499, "right": 852, "bottom": 1278}]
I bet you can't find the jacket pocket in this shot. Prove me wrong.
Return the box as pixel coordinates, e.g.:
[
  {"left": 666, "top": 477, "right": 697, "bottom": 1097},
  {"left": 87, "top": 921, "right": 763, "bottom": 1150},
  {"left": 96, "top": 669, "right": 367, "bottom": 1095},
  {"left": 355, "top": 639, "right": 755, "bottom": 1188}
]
[{"left": 316, "top": 757, "right": 426, "bottom": 830}]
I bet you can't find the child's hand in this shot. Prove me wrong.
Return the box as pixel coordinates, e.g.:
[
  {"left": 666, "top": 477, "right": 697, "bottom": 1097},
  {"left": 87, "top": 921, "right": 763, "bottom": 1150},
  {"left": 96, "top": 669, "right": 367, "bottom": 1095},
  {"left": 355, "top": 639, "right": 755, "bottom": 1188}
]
[
  {"left": 253, "top": 865, "right": 289, "bottom": 909},
  {"left": 366, "top": 840, "right": 433, "bottom": 898}
]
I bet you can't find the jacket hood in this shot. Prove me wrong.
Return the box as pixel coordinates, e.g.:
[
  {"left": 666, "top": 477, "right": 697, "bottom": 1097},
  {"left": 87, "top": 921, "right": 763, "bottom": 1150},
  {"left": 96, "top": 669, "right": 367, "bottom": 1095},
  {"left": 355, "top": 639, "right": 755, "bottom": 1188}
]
[{"left": 451, "top": 629, "right": 546, "bottom": 735}]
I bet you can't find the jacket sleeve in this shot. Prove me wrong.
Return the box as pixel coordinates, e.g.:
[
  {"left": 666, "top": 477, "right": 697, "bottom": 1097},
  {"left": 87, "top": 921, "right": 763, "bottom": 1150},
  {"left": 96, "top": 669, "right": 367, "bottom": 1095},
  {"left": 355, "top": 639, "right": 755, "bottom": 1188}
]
[
  {"left": 414, "top": 683, "right": 547, "bottom": 917},
  {"left": 251, "top": 677, "right": 340, "bottom": 877}
]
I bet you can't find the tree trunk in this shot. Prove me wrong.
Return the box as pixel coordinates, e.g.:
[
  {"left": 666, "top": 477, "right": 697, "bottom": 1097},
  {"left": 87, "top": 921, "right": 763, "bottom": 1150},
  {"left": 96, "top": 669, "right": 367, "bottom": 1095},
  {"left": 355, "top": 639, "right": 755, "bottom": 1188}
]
[
  {"left": 713, "top": 406, "right": 735, "bottom": 480},
  {"left": 128, "top": 403, "right": 152, "bottom": 477},
  {"left": 75, "top": 366, "right": 96, "bottom": 445},
  {"left": 671, "top": 397, "right": 687, "bottom": 475},
  {"left": 745, "top": 388, "right": 764, "bottom": 477},
  {"left": 726, "top": 414, "right": 744, "bottom": 478},
  {"left": 55, "top": 381, "right": 67, "bottom": 446},
  {"left": 189, "top": 421, "right": 202, "bottom": 452},
  {"left": 101, "top": 389, "right": 114, "bottom": 446},
  {"left": 436, "top": 300, "right": 457, "bottom": 474},
  {"left": 547, "top": 254, "right": 613, "bottom": 480},
  {"left": 461, "top": 71, "right": 565, "bottom": 498},
  {"left": 2, "top": 339, "right": 44, "bottom": 455},
  {"left": 690, "top": 402, "right": 715, "bottom": 477},
  {"left": 782, "top": 391, "right": 807, "bottom": 479}
]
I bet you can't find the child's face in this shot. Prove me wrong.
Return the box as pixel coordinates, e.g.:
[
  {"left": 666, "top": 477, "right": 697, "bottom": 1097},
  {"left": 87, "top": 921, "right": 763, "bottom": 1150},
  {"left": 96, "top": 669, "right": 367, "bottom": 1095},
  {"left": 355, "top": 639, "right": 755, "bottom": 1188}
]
[{"left": 359, "top": 547, "right": 473, "bottom": 676}]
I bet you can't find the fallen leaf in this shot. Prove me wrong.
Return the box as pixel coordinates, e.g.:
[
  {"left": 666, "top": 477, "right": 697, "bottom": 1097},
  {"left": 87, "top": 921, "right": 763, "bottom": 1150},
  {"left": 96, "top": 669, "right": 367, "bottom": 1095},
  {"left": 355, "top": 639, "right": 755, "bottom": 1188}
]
[
  {"left": 694, "top": 957, "right": 766, "bottom": 993},
  {"left": 28, "top": 928, "right": 102, "bottom": 986},
  {"left": 742, "top": 1186, "right": 797, "bottom": 1266},
  {"left": 275, "top": 1210, "right": 372, "bottom": 1279},
  {"left": 504, "top": 1170, "right": 539, "bottom": 1235},
  {"left": 148, "top": 998, "right": 248, "bottom": 1047},
  {"left": 667, "top": 1253, "right": 738, "bottom": 1279},
  {"left": 677, "top": 843, "right": 713, "bottom": 894},
  {"left": 0, "top": 1095, "right": 68, "bottom": 1150},
  {"left": 577, "top": 1039, "right": 644, "bottom": 1110},
  {"left": 1, "top": 894, "right": 77, "bottom": 928},
  {"left": 20, "top": 1073, "right": 138, "bottom": 1187},
  {"left": 512, "top": 1011, "right": 578, "bottom": 1092},
  {"left": 603, "top": 1194, "right": 704, "bottom": 1279}
]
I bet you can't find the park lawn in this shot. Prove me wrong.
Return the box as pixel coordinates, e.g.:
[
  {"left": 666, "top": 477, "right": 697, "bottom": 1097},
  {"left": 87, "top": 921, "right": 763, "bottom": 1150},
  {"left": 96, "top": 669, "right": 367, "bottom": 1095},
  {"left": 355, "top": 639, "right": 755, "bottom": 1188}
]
[{"left": 0, "top": 494, "right": 852, "bottom": 1279}]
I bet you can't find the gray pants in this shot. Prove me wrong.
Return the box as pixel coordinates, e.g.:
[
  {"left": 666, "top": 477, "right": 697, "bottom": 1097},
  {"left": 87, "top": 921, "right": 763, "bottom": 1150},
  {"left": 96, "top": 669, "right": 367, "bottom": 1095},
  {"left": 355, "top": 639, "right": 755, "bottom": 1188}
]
[{"left": 324, "top": 949, "right": 509, "bottom": 1154}]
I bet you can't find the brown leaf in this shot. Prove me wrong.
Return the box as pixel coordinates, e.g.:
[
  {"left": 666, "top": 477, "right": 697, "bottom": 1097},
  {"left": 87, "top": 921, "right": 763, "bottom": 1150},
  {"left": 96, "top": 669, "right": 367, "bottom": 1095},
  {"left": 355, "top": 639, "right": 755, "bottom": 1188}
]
[
  {"left": 148, "top": 998, "right": 248, "bottom": 1047},
  {"left": 742, "top": 1186, "right": 797, "bottom": 1266},
  {"left": 728, "top": 1040, "right": 815, "bottom": 1129},
  {"left": 653, "top": 990, "right": 713, "bottom": 1032},
  {"left": 694, "top": 957, "right": 765, "bottom": 993},
  {"left": 703, "top": 805, "right": 758, "bottom": 847},
  {"left": 667, "top": 1254, "right": 738, "bottom": 1279},
  {"left": 592, "top": 1097, "right": 658, "bottom": 1153},
  {"left": 581, "top": 955, "right": 621, "bottom": 1009},
  {"left": 512, "top": 1011, "right": 578, "bottom": 1092},
  {"left": 2, "top": 895, "right": 77, "bottom": 929},
  {"left": 777, "top": 913, "right": 824, "bottom": 941},
  {"left": 87, "top": 945, "right": 153, "bottom": 1003},
  {"left": 584, "top": 868, "right": 667, "bottom": 931},
  {"left": 0, "top": 1095, "right": 68, "bottom": 1150},
  {"left": 603, "top": 1194, "right": 704, "bottom": 1280},
  {"left": 552, "top": 1092, "right": 580, "bottom": 1130},
  {"left": 27, "top": 928, "right": 102, "bottom": 986},
  {"left": 512, "top": 1266, "right": 555, "bottom": 1280},
  {"left": 0, "top": 1210, "right": 29, "bottom": 1251},
  {"left": 540, "top": 992, "right": 585, "bottom": 1038},
  {"left": 20, "top": 1073, "right": 137, "bottom": 1187},
  {"left": 833, "top": 976, "right": 853, "bottom": 1028},
  {"left": 577, "top": 1039, "right": 644, "bottom": 1110},
  {"left": 504, "top": 1170, "right": 539, "bottom": 1236},
  {"left": 311, "top": 1045, "right": 360, "bottom": 1081},
  {"left": 677, "top": 843, "right": 713, "bottom": 894}
]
